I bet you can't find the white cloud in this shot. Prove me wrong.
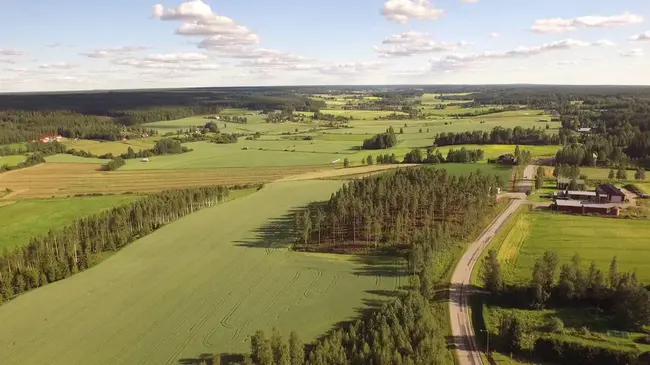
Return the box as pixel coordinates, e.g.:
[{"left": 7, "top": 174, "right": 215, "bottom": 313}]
[
  {"left": 144, "top": 53, "right": 207, "bottom": 63},
  {"left": 154, "top": 0, "right": 258, "bottom": 49},
  {"left": 81, "top": 46, "right": 150, "bottom": 58},
  {"left": 531, "top": 12, "right": 643, "bottom": 33},
  {"left": 382, "top": 0, "right": 444, "bottom": 24},
  {"left": 0, "top": 58, "right": 17, "bottom": 64},
  {"left": 153, "top": 0, "right": 214, "bottom": 21},
  {"left": 461, "top": 0, "right": 479, "bottom": 2},
  {"left": 197, "top": 33, "right": 260, "bottom": 49},
  {"left": 556, "top": 60, "right": 579, "bottom": 66},
  {"left": 0, "top": 49, "right": 26, "bottom": 56},
  {"left": 114, "top": 53, "right": 218, "bottom": 71},
  {"left": 620, "top": 48, "right": 644, "bottom": 57},
  {"left": 488, "top": 32, "right": 500, "bottom": 39},
  {"left": 318, "top": 61, "right": 383, "bottom": 75},
  {"left": 592, "top": 39, "right": 616, "bottom": 47},
  {"left": 630, "top": 31, "right": 650, "bottom": 42},
  {"left": 39, "top": 62, "right": 76, "bottom": 69},
  {"left": 374, "top": 31, "right": 470, "bottom": 57},
  {"left": 430, "top": 39, "right": 609, "bottom": 72}
]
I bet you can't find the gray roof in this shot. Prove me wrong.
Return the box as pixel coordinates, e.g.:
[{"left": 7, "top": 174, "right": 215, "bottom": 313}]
[
  {"left": 555, "top": 200, "right": 620, "bottom": 209},
  {"left": 565, "top": 191, "right": 597, "bottom": 196}
]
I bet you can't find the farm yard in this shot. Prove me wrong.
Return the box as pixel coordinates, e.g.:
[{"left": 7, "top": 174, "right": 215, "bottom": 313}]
[{"left": 0, "top": 180, "right": 405, "bottom": 364}]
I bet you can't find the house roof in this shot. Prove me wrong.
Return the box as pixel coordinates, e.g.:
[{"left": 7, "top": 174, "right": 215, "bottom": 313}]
[
  {"left": 597, "top": 184, "right": 625, "bottom": 197},
  {"left": 555, "top": 200, "right": 619, "bottom": 209},
  {"left": 565, "top": 191, "right": 597, "bottom": 196}
]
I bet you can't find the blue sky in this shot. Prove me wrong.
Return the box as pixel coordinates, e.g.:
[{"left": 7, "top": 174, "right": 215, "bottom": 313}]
[{"left": 1, "top": 0, "right": 649, "bottom": 91}]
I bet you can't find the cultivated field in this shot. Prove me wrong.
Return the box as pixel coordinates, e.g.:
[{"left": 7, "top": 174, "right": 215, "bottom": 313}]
[
  {"left": 0, "top": 163, "right": 336, "bottom": 199},
  {"left": 0, "top": 195, "right": 141, "bottom": 251},
  {"left": 488, "top": 211, "right": 650, "bottom": 284},
  {"left": 0, "top": 180, "right": 405, "bottom": 364}
]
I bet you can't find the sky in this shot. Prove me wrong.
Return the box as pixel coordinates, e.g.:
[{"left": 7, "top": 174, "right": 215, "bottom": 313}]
[{"left": 1, "top": 0, "right": 650, "bottom": 92}]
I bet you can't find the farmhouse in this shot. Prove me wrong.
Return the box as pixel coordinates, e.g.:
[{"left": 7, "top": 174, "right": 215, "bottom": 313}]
[
  {"left": 556, "top": 177, "right": 585, "bottom": 190},
  {"left": 596, "top": 184, "right": 626, "bottom": 203},
  {"left": 555, "top": 190, "right": 609, "bottom": 203},
  {"left": 38, "top": 135, "right": 63, "bottom": 143},
  {"left": 553, "top": 200, "right": 620, "bottom": 216}
]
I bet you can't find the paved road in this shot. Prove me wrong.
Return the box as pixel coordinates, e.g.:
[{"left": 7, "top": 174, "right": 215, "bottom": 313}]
[{"left": 448, "top": 165, "right": 535, "bottom": 365}]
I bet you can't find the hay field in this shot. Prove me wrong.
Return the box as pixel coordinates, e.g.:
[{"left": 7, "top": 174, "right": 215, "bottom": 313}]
[
  {"left": 0, "top": 163, "right": 334, "bottom": 199},
  {"left": 489, "top": 211, "right": 650, "bottom": 284},
  {"left": 0, "top": 180, "right": 404, "bottom": 365},
  {"left": 0, "top": 195, "right": 141, "bottom": 251}
]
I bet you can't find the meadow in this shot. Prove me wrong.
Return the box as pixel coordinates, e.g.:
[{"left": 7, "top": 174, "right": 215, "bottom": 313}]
[
  {"left": 0, "top": 195, "right": 141, "bottom": 251},
  {"left": 64, "top": 138, "right": 157, "bottom": 156},
  {"left": 487, "top": 211, "right": 650, "bottom": 284},
  {"left": 0, "top": 180, "right": 405, "bottom": 365}
]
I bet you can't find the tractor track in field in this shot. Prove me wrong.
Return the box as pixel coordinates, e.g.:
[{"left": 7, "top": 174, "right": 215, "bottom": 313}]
[
  {"left": 77, "top": 248, "right": 251, "bottom": 365},
  {"left": 129, "top": 255, "right": 273, "bottom": 365}
]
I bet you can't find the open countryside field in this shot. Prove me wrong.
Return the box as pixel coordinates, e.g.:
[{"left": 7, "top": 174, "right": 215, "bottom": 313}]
[
  {"left": 64, "top": 138, "right": 157, "bottom": 156},
  {"left": 0, "top": 180, "right": 405, "bottom": 365},
  {"left": 0, "top": 163, "right": 337, "bottom": 199},
  {"left": 0, "top": 195, "right": 141, "bottom": 251},
  {"left": 488, "top": 211, "right": 650, "bottom": 284}
]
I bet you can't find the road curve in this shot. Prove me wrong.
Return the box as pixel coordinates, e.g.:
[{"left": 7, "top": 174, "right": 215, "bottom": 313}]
[{"left": 448, "top": 165, "right": 535, "bottom": 365}]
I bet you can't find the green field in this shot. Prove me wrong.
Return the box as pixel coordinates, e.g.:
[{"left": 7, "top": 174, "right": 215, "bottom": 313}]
[
  {"left": 45, "top": 154, "right": 108, "bottom": 164},
  {"left": 488, "top": 211, "right": 650, "bottom": 284},
  {"left": 0, "top": 180, "right": 404, "bottom": 364},
  {"left": 64, "top": 138, "right": 157, "bottom": 156},
  {"left": 0, "top": 195, "right": 141, "bottom": 251},
  {"left": 0, "top": 155, "right": 27, "bottom": 166}
]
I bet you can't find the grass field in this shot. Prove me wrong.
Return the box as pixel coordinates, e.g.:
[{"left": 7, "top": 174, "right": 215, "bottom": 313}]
[
  {"left": 0, "top": 180, "right": 405, "bottom": 364},
  {"left": 487, "top": 211, "right": 650, "bottom": 284},
  {"left": 0, "top": 155, "right": 27, "bottom": 166},
  {"left": 64, "top": 138, "right": 157, "bottom": 156},
  {"left": 45, "top": 154, "right": 108, "bottom": 164},
  {"left": 0, "top": 195, "right": 141, "bottom": 251}
]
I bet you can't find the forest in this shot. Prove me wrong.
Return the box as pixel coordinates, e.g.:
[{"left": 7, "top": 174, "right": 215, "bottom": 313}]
[
  {"left": 0, "top": 185, "right": 243, "bottom": 305},
  {"left": 434, "top": 126, "right": 560, "bottom": 146},
  {"left": 293, "top": 167, "right": 499, "bottom": 252}
]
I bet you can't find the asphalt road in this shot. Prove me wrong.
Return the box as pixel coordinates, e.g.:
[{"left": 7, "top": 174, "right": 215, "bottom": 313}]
[{"left": 448, "top": 165, "right": 535, "bottom": 365}]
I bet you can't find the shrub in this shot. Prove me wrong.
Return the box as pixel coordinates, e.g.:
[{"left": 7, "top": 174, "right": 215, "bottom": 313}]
[
  {"left": 547, "top": 317, "right": 565, "bottom": 333},
  {"left": 534, "top": 337, "right": 640, "bottom": 365}
]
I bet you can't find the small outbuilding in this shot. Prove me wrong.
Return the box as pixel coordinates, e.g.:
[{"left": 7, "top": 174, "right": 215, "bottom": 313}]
[
  {"left": 553, "top": 200, "right": 620, "bottom": 216},
  {"left": 596, "top": 184, "right": 626, "bottom": 203}
]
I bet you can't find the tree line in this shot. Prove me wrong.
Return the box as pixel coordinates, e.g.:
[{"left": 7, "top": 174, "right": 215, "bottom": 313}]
[
  {"left": 481, "top": 250, "right": 650, "bottom": 330},
  {"left": 434, "top": 126, "right": 560, "bottom": 146},
  {"left": 293, "top": 167, "right": 499, "bottom": 252},
  {"left": 0, "top": 185, "right": 243, "bottom": 305}
]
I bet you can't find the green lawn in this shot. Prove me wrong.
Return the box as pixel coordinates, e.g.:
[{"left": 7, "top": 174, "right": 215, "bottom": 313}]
[
  {"left": 0, "top": 155, "right": 27, "bottom": 166},
  {"left": 488, "top": 211, "right": 650, "bottom": 284},
  {"left": 0, "top": 195, "right": 141, "bottom": 251},
  {"left": 64, "top": 138, "right": 157, "bottom": 156},
  {"left": 0, "top": 180, "right": 404, "bottom": 364}
]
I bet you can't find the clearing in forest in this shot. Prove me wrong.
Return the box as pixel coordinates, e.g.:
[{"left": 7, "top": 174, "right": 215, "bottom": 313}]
[{"left": 0, "top": 180, "right": 404, "bottom": 365}]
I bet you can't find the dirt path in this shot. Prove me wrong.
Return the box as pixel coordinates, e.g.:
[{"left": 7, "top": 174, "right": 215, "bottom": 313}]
[
  {"left": 449, "top": 165, "right": 535, "bottom": 365},
  {"left": 277, "top": 164, "right": 418, "bottom": 182}
]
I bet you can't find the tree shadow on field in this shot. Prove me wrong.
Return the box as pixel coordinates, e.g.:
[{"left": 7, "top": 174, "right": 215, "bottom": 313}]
[
  {"left": 178, "top": 353, "right": 244, "bottom": 365},
  {"left": 234, "top": 207, "right": 304, "bottom": 250}
]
